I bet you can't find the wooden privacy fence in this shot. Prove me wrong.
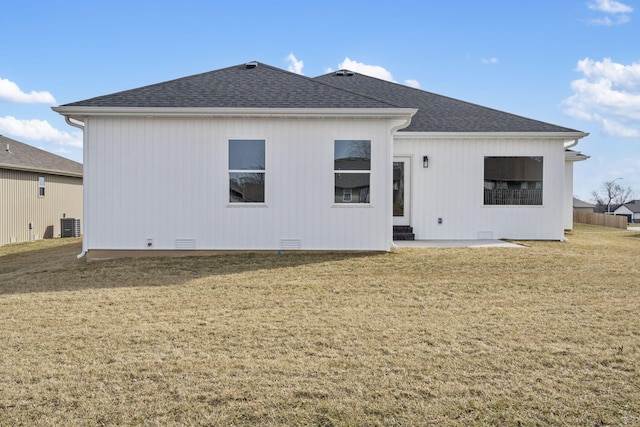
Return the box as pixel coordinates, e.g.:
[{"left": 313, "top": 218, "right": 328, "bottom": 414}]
[{"left": 573, "top": 211, "right": 628, "bottom": 229}]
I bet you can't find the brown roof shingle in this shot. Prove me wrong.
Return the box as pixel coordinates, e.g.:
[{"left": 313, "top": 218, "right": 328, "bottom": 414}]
[{"left": 0, "top": 135, "right": 82, "bottom": 177}]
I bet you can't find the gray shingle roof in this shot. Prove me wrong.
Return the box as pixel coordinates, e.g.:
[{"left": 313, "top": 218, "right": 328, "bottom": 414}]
[
  {"left": 60, "top": 61, "right": 583, "bottom": 134},
  {"left": 62, "top": 62, "right": 400, "bottom": 109},
  {"left": 573, "top": 197, "right": 595, "bottom": 209},
  {"left": 623, "top": 200, "right": 640, "bottom": 213},
  {"left": 0, "top": 135, "right": 82, "bottom": 176},
  {"left": 314, "top": 71, "right": 581, "bottom": 133}
]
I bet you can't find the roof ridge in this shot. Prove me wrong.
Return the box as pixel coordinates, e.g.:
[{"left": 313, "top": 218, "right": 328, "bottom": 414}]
[
  {"left": 314, "top": 70, "right": 582, "bottom": 133},
  {"left": 60, "top": 61, "right": 411, "bottom": 110},
  {"left": 250, "top": 62, "right": 405, "bottom": 109}
]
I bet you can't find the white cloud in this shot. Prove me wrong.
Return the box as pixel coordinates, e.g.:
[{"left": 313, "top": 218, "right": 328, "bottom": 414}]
[
  {"left": 589, "top": 0, "right": 633, "bottom": 14},
  {"left": 0, "top": 78, "right": 56, "bottom": 104},
  {"left": 482, "top": 57, "right": 499, "bottom": 65},
  {"left": 587, "top": 0, "right": 633, "bottom": 25},
  {"left": 337, "top": 57, "right": 395, "bottom": 82},
  {"left": 0, "top": 116, "right": 82, "bottom": 147},
  {"left": 588, "top": 14, "right": 631, "bottom": 25},
  {"left": 404, "top": 79, "right": 421, "bottom": 89},
  {"left": 563, "top": 57, "right": 640, "bottom": 137},
  {"left": 286, "top": 53, "right": 304, "bottom": 75},
  {"left": 332, "top": 57, "right": 421, "bottom": 89},
  {"left": 602, "top": 117, "right": 640, "bottom": 137}
]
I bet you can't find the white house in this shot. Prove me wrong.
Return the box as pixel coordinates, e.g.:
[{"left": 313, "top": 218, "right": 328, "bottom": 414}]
[
  {"left": 613, "top": 200, "right": 640, "bottom": 223},
  {"left": 53, "top": 61, "right": 588, "bottom": 258}
]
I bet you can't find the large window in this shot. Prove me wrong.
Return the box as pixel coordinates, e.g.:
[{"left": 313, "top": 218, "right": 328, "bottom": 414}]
[
  {"left": 38, "top": 176, "right": 45, "bottom": 197},
  {"left": 229, "top": 139, "right": 265, "bottom": 203},
  {"left": 334, "top": 140, "right": 371, "bottom": 204},
  {"left": 484, "top": 156, "right": 543, "bottom": 205}
]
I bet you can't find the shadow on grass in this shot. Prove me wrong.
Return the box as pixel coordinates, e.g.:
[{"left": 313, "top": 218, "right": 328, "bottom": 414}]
[{"left": 0, "top": 239, "right": 385, "bottom": 296}]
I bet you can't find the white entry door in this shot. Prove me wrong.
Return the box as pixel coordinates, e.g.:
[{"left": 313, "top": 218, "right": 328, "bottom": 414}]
[{"left": 393, "top": 157, "right": 411, "bottom": 226}]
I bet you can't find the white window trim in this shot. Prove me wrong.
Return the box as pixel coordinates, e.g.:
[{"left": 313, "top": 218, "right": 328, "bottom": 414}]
[
  {"left": 333, "top": 139, "right": 372, "bottom": 206},
  {"left": 38, "top": 176, "right": 45, "bottom": 197},
  {"left": 228, "top": 138, "right": 267, "bottom": 205},
  {"left": 482, "top": 155, "right": 544, "bottom": 207}
]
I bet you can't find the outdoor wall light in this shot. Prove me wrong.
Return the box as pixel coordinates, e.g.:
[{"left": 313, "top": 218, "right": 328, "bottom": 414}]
[{"left": 423, "top": 156, "right": 429, "bottom": 168}]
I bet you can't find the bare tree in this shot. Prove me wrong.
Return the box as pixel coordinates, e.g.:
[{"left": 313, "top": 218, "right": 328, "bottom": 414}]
[{"left": 592, "top": 180, "right": 634, "bottom": 213}]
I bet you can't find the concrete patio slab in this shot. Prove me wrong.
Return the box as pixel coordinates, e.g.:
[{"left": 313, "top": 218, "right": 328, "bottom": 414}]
[{"left": 393, "top": 239, "right": 524, "bottom": 248}]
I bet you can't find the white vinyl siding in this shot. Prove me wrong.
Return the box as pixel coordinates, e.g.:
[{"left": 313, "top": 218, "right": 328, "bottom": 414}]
[
  {"left": 394, "top": 134, "right": 566, "bottom": 240},
  {"left": 82, "top": 116, "right": 394, "bottom": 251}
]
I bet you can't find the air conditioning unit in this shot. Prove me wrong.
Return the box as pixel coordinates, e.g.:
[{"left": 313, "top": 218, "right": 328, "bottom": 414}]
[{"left": 61, "top": 218, "right": 81, "bottom": 238}]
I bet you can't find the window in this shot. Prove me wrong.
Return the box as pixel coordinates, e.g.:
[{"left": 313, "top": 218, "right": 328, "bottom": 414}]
[
  {"left": 484, "top": 156, "right": 543, "bottom": 205},
  {"left": 334, "top": 140, "right": 370, "bottom": 204},
  {"left": 229, "top": 139, "right": 265, "bottom": 203},
  {"left": 38, "top": 176, "right": 45, "bottom": 197}
]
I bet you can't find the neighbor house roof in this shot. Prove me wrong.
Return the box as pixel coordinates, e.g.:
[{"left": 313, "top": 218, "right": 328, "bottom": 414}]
[
  {"left": 60, "top": 62, "right": 402, "bottom": 110},
  {"left": 314, "top": 70, "right": 582, "bottom": 133},
  {"left": 0, "top": 135, "right": 82, "bottom": 177},
  {"left": 623, "top": 200, "right": 640, "bottom": 213},
  {"left": 573, "top": 197, "right": 595, "bottom": 209}
]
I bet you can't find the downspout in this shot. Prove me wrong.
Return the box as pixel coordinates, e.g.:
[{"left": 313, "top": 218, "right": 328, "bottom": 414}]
[
  {"left": 564, "top": 132, "right": 590, "bottom": 149},
  {"left": 564, "top": 139, "right": 579, "bottom": 149},
  {"left": 65, "top": 116, "right": 85, "bottom": 131},
  {"left": 389, "top": 112, "right": 417, "bottom": 250},
  {"left": 64, "top": 116, "right": 88, "bottom": 259}
]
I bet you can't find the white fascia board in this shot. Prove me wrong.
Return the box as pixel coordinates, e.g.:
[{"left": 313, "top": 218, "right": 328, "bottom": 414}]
[
  {"left": 395, "top": 131, "right": 589, "bottom": 143},
  {"left": 52, "top": 106, "right": 417, "bottom": 121}
]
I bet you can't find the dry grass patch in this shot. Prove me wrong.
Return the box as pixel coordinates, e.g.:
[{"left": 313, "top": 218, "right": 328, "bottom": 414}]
[{"left": 1, "top": 225, "right": 639, "bottom": 426}]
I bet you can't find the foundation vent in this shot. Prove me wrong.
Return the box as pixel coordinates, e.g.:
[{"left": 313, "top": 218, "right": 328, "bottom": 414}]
[
  {"left": 175, "top": 239, "right": 196, "bottom": 249},
  {"left": 280, "top": 239, "right": 301, "bottom": 250}
]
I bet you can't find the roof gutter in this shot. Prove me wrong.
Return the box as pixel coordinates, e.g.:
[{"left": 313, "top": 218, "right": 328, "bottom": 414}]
[
  {"left": 565, "top": 150, "right": 590, "bottom": 162},
  {"left": 395, "top": 131, "right": 590, "bottom": 142},
  {"left": 52, "top": 106, "right": 418, "bottom": 120}
]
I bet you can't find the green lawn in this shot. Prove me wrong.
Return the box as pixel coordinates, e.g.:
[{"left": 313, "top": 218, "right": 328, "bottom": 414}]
[{"left": 0, "top": 224, "right": 638, "bottom": 426}]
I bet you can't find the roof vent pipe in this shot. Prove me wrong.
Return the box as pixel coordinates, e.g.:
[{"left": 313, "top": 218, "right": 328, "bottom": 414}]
[
  {"left": 245, "top": 61, "right": 258, "bottom": 69},
  {"left": 5, "top": 144, "right": 10, "bottom": 153}
]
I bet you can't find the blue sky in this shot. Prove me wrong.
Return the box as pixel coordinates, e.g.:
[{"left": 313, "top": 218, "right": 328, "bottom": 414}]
[{"left": 1, "top": 0, "right": 638, "bottom": 200}]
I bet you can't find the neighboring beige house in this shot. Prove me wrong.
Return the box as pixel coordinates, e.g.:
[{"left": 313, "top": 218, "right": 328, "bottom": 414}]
[
  {"left": 573, "top": 197, "right": 595, "bottom": 213},
  {"left": 0, "top": 135, "right": 82, "bottom": 245}
]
